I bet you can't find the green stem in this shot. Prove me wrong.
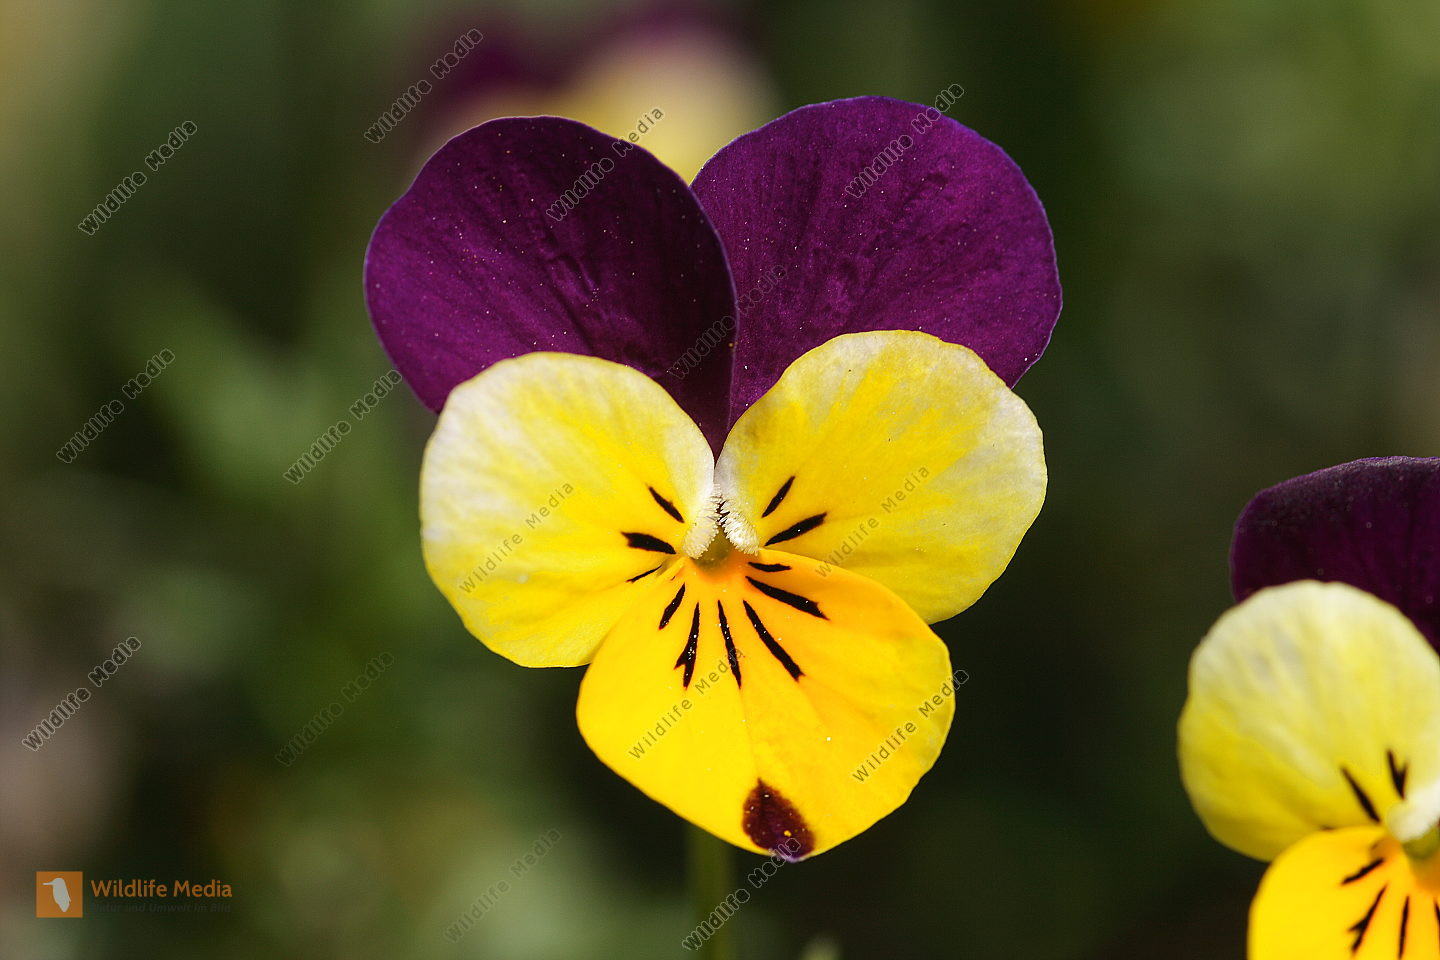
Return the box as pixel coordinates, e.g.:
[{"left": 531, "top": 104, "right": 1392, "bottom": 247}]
[{"left": 686, "top": 823, "right": 739, "bottom": 960}]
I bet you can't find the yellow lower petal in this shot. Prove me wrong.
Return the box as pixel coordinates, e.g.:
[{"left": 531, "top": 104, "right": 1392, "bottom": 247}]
[
  {"left": 1251, "top": 826, "right": 1440, "bottom": 959},
  {"left": 576, "top": 546, "right": 959, "bottom": 859},
  {"left": 421, "top": 353, "right": 713, "bottom": 667}
]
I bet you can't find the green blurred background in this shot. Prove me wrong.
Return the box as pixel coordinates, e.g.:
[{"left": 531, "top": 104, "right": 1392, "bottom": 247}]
[{"left": 3, "top": 0, "right": 1437, "bottom": 956}]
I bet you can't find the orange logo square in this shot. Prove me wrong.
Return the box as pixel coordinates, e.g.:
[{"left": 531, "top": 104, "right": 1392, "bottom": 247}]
[{"left": 35, "top": 871, "right": 83, "bottom": 918}]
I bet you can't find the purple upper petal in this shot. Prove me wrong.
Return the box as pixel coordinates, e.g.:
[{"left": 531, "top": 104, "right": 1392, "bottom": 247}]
[
  {"left": 365, "top": 117, "right": 736, "bottom": 447},
  {"left": 1231, "top": 457, "right": 1440, "bottom": 647},
  {"left": 691, "top": 96, "right": 1061, "bottom": 416}
]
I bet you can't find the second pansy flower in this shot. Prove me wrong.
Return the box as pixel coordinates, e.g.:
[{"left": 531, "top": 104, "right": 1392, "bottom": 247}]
[
  {"left": 1180, "top": 457, "right": 1440, "bottom": 958},
  {"left": 365, "top": 97, "right": 1061, "bottom": 858}
]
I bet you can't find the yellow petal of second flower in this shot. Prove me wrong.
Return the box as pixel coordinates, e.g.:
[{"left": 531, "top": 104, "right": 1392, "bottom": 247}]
[
  {"left": 421, "top": 353, "right": 714, "bottom": 667},
  {"left": 576, "top": 547, "right": 959, "bottom": 859},
  {"left": 1179, "top": 581, "right": 1440, "bottom": 862},
  {"left": 1250, "top": 826, "right": 1440, "bottom": 960}
]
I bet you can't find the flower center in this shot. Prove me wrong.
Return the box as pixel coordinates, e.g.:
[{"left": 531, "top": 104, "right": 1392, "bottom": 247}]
[
  {"left": 1387, "top": 777, "right": 1440, "bottom": 872},
  {"left": 682, "top": 492, "right": 759, "bottom": 561}
]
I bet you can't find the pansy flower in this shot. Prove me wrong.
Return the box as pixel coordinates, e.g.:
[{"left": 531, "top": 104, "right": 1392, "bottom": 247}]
[
  {"left": 1179, "top": 457, "right": 1440, "bottom": 957},
  {"left": 418, "top": 6, "right": 779, "bottom": 181},
  {"left": 365, "top": 97, "right": 1060, "bottom": 859}
]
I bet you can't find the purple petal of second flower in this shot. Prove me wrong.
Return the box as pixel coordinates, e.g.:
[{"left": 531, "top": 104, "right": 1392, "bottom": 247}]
[
  {"left": 691, "top": 96, "right": 1061, "bottom": 420},
  {"left": 365, "top": 116, "right": 736, "bottom": 448},
  {"left": 1231, "top": 457, "right": 1440, "bottom": 647}
]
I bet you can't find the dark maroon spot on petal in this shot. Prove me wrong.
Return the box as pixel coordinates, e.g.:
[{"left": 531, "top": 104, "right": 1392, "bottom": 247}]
[
  {"left": 749, "top": 561, "right": 791, "bottom": 573},
  {"left": 765, "top": 512, "right": 826, "bottom": 546},
  {"left": 627, "top": 565, "right": 662, "bottom": 583},
  {"left": 762, "top": 477, "right": 794, "bottom": 518},
  {"left": 1397, "top": 895, "right": 1409, "bottom": 958},
  {"left": 717, "top": 602, "right": 742, "bottom": 687},
  {"left": 746, "top": 577, "right": 827, "bottom": 619},
  {"left": 659, "top": 585, "right": 687, "bottom": 630},
  {"left": 624, "top": 532, "right": 676, "bottom": 554},
  {"left": 742, "top": 780, "right": 813, "bottom": 860},
  {"left": 649, "top": 486, "right": 685, "bottom": 523}
]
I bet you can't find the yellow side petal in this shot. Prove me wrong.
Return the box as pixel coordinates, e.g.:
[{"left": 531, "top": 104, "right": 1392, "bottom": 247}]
[
  {"left": 714, "top": 331, "right": 1045, "bottom": 624},
  {"left": 1250, "top": 826, "right": 1440, "bottom": 960},
  {"left": 421, "top": 353, "right": 713, "bottom": 667},
  {"left": 1179, "top": 581, "right": 1440, "bottom": 861},
  {"left": 576, "top": 547, "right": 960, "bottom": 859}
]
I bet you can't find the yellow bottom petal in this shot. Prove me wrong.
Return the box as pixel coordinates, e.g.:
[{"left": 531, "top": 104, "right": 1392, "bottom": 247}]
[
  {"left": 576, "top": 546, "right": 959, "bottom": 859},
  {"left": 1251, "top": 826, "right": 1440, "bottom": 959}
]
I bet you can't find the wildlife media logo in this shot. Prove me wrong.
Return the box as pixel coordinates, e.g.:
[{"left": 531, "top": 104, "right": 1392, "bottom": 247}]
[
  {"left": 35, "top": 870, "right": 234, "bottom": 916},
  {"left": 36, "top": 872, "right": 83, "bottom": 918}
]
